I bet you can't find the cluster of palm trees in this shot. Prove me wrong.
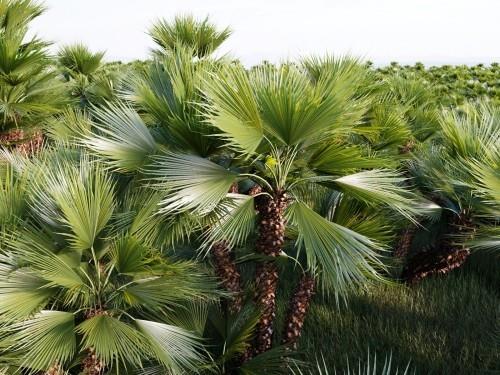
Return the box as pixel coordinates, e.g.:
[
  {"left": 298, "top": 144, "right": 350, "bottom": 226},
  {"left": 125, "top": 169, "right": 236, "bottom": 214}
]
[{"left": 0, "top": 1, "right": 498, "bottom": 374}]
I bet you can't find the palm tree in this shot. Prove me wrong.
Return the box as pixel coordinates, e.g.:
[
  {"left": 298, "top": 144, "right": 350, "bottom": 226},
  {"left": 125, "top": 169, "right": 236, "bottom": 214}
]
[
  {"left": 143, "top": 59, "right": 419, "bottom": 355},
  {"left": 149, "top": 14, "right": 231, "bottom": 58},
  {"left": 57, "top": 43, "right": 120, "bottom": 108},
  {"left": 0, "top": 0, "right": 65, "bottom": 152},
  {"left": 401, "top": 102, "right": 500, "bottom": 283},
  {"left": 0, "top": 148, "right": 219, "bottom": 374}
]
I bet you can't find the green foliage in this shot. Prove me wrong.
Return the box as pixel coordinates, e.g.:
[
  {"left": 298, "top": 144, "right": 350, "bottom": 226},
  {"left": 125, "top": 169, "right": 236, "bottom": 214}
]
[
  {"left": 0, "top": 149, "right": 219, "bottom": 374},
  {"left": 376, "top": 62, "right": 500, "bottom": 107},
  {"left": 58, "top": 43, "right": 105, "bottom": 77},
  {"left": 149, "top": 14, "right": 231, "bottom": 58},
  {"left": 0, "top": 4, "right": 499, "bottom": 375},
  {"left": 0, "top": 0, "right": 65, "bottom": 131}
]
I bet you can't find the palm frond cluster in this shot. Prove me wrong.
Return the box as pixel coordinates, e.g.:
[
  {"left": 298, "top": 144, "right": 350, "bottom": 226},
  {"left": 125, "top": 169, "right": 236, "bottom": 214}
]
[{"left": 0, "top": 1, "right": 498, "bottom": 374}]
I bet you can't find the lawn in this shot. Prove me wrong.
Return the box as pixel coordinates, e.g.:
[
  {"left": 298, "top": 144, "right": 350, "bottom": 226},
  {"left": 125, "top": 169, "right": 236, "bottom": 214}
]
[{"left": 288, "top": 252, "right": 499, "bottom": 374}]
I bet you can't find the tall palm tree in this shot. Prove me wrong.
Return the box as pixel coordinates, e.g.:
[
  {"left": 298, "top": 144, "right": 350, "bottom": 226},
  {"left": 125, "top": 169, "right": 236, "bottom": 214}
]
[
  {"left": 0, "top": 0, "right": 65, "bottom": 152},
  {"left": 401, "top": 102, "right": 500, "bottom": 283},
  {"left": 0, "top": 148, "right": 219, "bottom": 374},
  {"left": 141, "top": 59, "right": 419, "bottom": 356}
]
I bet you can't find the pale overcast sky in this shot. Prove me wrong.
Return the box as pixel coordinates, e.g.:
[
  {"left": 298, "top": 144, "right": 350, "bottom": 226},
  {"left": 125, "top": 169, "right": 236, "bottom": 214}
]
[{"left": 31, "top": 0, "right": 500, "bottom": 66}]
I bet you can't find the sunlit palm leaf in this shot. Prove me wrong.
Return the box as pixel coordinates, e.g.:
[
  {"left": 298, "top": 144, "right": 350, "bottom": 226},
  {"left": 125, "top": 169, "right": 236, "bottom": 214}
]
[
  {"left": 149, "top": 15, "right": 231, "bottom": 58},
  {"left": 203, "top": 64, "right": 263, "bottom": 154},
  {"left": 76, "top": 315, "right": 148, "bottom": 370},
  {"left": 30, "top": 157, "right": 115, "bottom": 251},
  {"left": 332, "top": 169, "right": 418, "bottom": 220},
  {"left": 149, "top": 152, "right": 237, "bottom": 214},
  {"left": 0, "top": 256, "right": 52, "bottom": 320},
  {"left": 3, "top": 311, "right": 75, "bottom": 371},
  {"left": 58, "top": 43, "right": 104, "bottom": 76},
  {"left": 136, "top": 319, "right": 206, "bottom": 373},
  {"left": 85, "top": 102, "right": 157, "bottom": 172},
  {"left": 287, "top": 202, "right": 387, "bottom": 296},
  {"left": 202, "top": 194, "right": 257, "bottom": 254}
]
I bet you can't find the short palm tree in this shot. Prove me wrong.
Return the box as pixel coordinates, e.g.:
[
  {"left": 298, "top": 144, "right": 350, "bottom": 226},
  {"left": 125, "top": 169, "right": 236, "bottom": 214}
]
[
  {"left": 349, "top": 74, "right": 442, "bottom": 259},
  {"left": 0, "top": 0, "right": 65, "bottom": 152},
  {"left": 401, "top": 102, "right": 500, "bottom": 282},
  {"left": 57, "top": 43, "right": 119, "bottom": 108},
  {"left": 0, "top": 148, "right": 219, "bottom": 374},
  {"left": 149, "top": 14, "right": 231, "bottom": 58}
]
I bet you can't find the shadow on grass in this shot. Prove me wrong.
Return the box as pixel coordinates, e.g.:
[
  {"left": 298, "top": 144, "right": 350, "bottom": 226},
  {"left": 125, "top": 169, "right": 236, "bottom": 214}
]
[{"left": 278, "top": 252, "right": 499, "bottom": 375}]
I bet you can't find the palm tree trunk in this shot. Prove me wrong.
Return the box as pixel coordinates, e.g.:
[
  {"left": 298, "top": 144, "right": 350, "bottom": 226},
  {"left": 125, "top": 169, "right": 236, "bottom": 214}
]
[
  {"left": 0, "top": 129, "right": 44, "bottom": 155},
  {"left": 402, "top": 212, "right": 473, "bottom": 284},
  {"left": 282, "top": 273, "right": 315, "bottom": 349},
  {"left": 82, "top": 309, "right": 106, "bottom": 375},
  {"left": 394, "top": 224, "right": 417, "bottom": 258},
  {"left": 44, "top": 364, "right": 63, "bottom": 375},
  {"left": 246, "top": 189, "right": 287, "bottom": 358},
  {"left": 211, "top": 240, "right": 243, "bottom": 314},
  {"left": 82, "top": 347, "right": 105, "bottom": 375},
  {"left": 401, "top": 246, "right": 470, "bottom": 284}
]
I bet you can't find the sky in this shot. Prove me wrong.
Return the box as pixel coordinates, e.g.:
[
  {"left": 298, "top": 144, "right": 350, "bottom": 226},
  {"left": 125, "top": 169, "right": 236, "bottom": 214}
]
[{"left": 30, "top": 0, "right": 500, "bottom": 66}]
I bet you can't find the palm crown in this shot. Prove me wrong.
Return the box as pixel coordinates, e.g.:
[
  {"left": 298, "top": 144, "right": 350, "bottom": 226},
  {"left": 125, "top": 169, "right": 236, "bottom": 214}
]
[
  {"left": 0, "top": 148, "right": 219, "bottom": 374},
  {"left": 0, "top": 0, "right": 64, "bottom": 133}
]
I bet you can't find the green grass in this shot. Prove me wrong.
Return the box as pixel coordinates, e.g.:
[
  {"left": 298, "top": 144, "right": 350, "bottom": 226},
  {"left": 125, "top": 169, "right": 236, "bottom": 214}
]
[{"left": 278, "top": 253, "right": 499, "bottom": 374}]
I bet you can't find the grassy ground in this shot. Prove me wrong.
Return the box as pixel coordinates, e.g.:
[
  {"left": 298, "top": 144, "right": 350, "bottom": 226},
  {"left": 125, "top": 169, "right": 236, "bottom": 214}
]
[{"left": 278, "top": 253, "right": 499, "bottom": 374}]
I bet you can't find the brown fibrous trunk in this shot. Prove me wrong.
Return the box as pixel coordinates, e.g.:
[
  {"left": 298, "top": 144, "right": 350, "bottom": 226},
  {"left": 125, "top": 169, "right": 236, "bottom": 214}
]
[
  {"left": 244, "top": 188, "right": 287, "bottom": 360},
  {"left": 44, "top": 363, "right": 63, "bottom": 375},
  {"left": 402, "top": 212, "right": 474, "bottom": 284},
  {"left": 211, "top": 240, "right": 243, "bottom": 314},
  {"left": 0, "top": 129, "right": 44, "bottom": 155},
  {"left": 402, "top": 246, "right": 470, "bottom": 284},
  {"left": 282, "top": 273, "right": 315, "bottom": 349},
  {"left": 394, "top": 225, "right": 417, "bottom": 258},
  {"left": 82, "top": 347, "right": 105, "bottom": 375}
]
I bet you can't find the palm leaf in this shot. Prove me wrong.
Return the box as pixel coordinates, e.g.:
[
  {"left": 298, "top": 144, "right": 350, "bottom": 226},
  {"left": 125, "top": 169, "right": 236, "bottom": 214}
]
[
  {"left": 30, "top": 156, "right": 115, "bottom": 251},
  {"left": 85, "top": 102, "right": 157, "bottom": 172},
  {"left": 148, "top": 152, "right": 237, "bottom": 214},
  {"left": 76, "top": 315, "right": 148, "bottom": 370},
  {"left": 332, "top": 169, "right": 418, "bottom": 220},
  {"left": 2, "top": 311, "right": 75, "bottom": 372},
  {"left": 203, "top": 64, "right": 263, "bottom": 154},
  {"left": 136, "top": 319, "right": 206, "bottom": 373},
  {"left": 287, "top": 202, "right": 387, "bottom": 296},
  {"left": 201, "top": 194, "right": 257, "bottom": 254}
]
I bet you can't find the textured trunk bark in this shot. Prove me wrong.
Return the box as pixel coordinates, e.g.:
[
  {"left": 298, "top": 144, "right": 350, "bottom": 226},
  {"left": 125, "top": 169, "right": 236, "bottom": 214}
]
[
  {"left": 82, "top": 347, "right": 105, "bottom": 375},
  {"left": 402, "top": 212, "right": 474, "bottom": 284},
  {"left": 394, "top": 225, "right": 417, "bottom": 258},
  {"left": 211, "top": 240, "right": 243, "bottom": 314},
  {"left": 282, "top": 273, "right": 315, "bottom": 349},
  {"left": 0, "top": 129, "right": 44, "bottom": 155},
  {"left": 401, "top": 246, "right": 470, "bottom": 284},
  {"left": 244, "top": 188, "right": 287, "bottom": 359},
  {"left": 44, "top": 364, "right": 63, "bottom": 375},
  {"left": 210, "top": 183, "right": 244, "bottom": 313}
]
